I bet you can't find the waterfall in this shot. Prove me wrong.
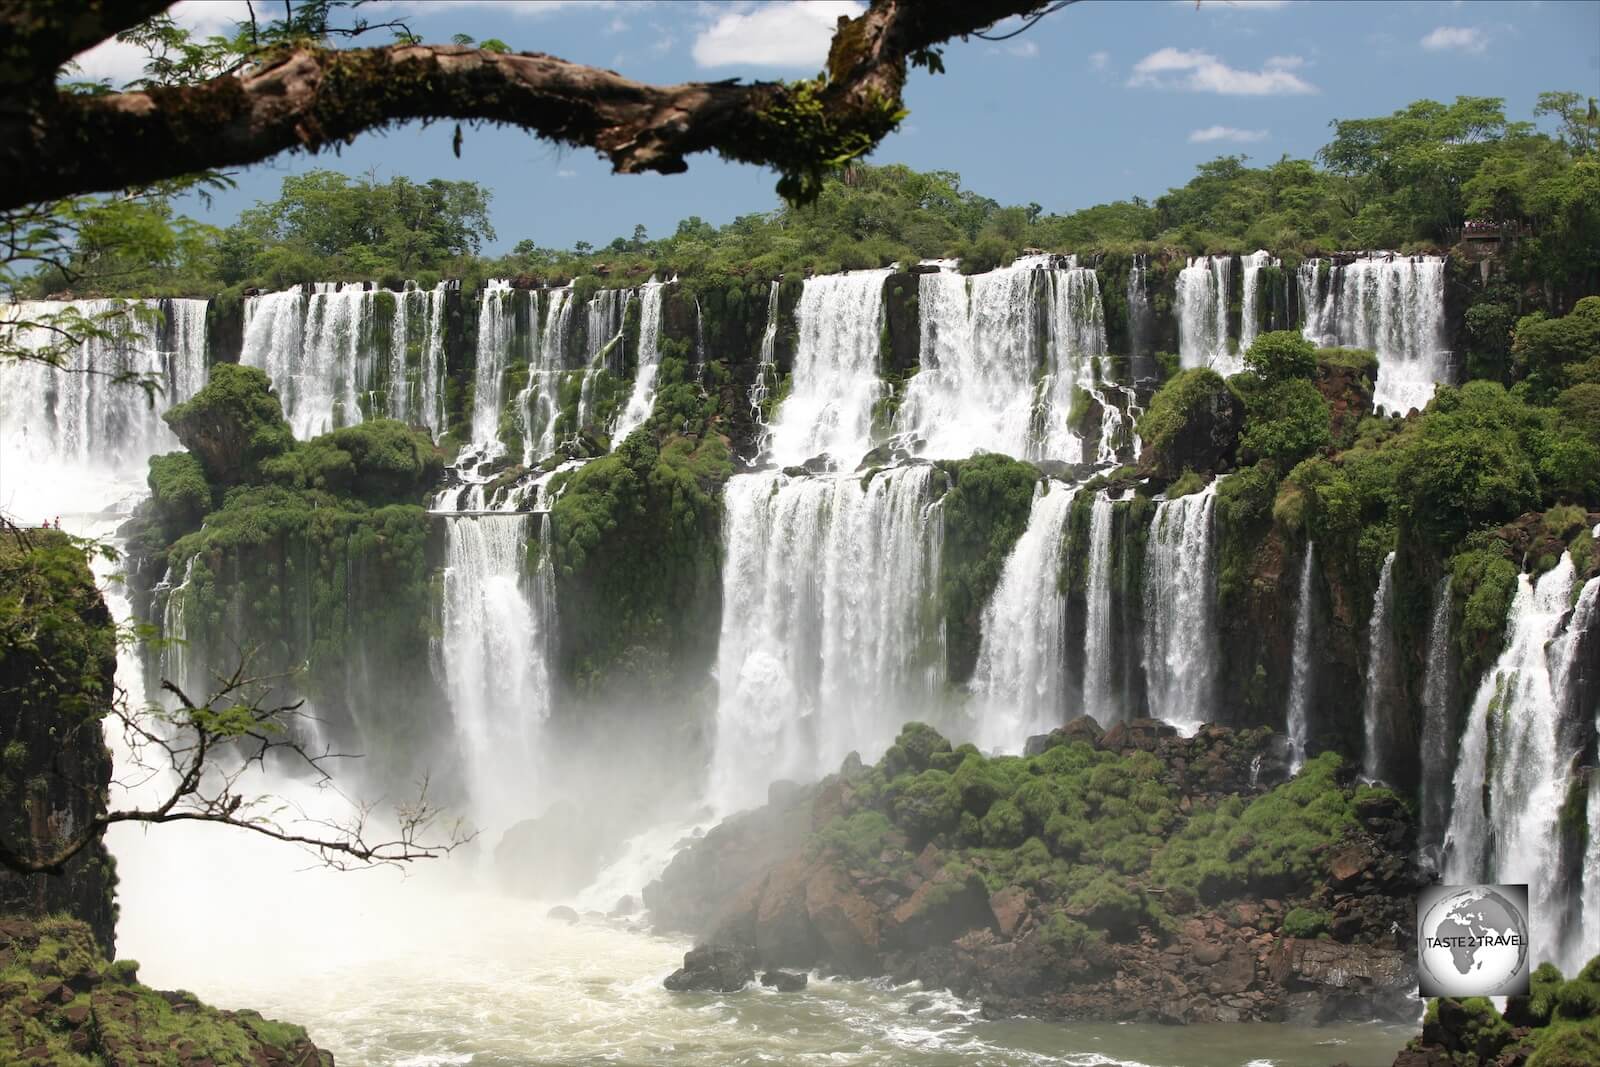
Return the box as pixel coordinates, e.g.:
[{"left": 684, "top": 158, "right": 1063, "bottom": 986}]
[
  {"left": 386, "top": 284, "right": 449, "bottom": 435},
  {"left": 1142, "top": 482, "right": 1219, "bottom": 734},
  {"left": 1126, "top": 255, "right": 1152, "bottom": 377},
  {"left": 575, "top": 287, "right": 632, "bottom": 438},
  {"left": 1361, "top": 552, "right": 1398, "bottom": 783},
  {"left": 1285, "top": 542, "right": 1317, "bottom": 773},
  {"left": 1417, "top": 576, "right": 1456, "bottom": 858},
  {"left": 894, "top": 261, "right": 1044, "bottom": 461},
  {"left": 1176, "top": 255, "right": 1235, "bottom": 376},
  {"left": 241, "top": 285, "right": 364, "bottom": 438},
  {"left": 610, "top": 281, "right": 665, "bottom": 445},
  {"left": 1239, "top": 250, "right": 1278, "bottom": 355},
  {"left": 1444, "top": 556, "right": 1590, "bottom": 972},
  {"left": 0, "top": 298, "right": 209, "bottom": 513},
  {"left": 1080, "top": 492, "right": 1120, "bottom": 725},
  {"left": 469, "top": 281, "right": 514, "bottom": 449},
  {"left": 892, "top": 256, "right": 1118, "bottom": 465},
  {"left": 519, "top": 287, "right": 572, "bottom": 465},
  {"left": 969, "top": 480, "right": 1076, "bottom": 750},
  {"left": 1298, "top": 255, "right": 1449, "bottom": 415},
  {"left": 766, "top": 269, "right": 891, "bottom": 468},
  {"left": 439, "top": 513, "right": 555, "bottom": 827},
  {"left": 748, "top": 281, "right": 781, "bottom": 459},
  {"left": 709, "top": 465, "right": 945, "bottom": 813},
  {"left": 1042, "top": 263, "right": 1118, "bottom": 465}
]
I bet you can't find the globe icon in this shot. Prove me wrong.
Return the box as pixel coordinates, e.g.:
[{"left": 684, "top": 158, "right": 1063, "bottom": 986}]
[{"left": 1419, "top": 886, "right": 1529, "bottom": 995}]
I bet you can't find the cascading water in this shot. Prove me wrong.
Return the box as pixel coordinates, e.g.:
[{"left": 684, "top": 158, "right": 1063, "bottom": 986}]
[
  {"left": 969, "top": 480, "right": 1076, "bottom": 750},
  {"left": 1416, "top": 576, "right": 1456, "bottom": 858},
  {"left": 1362, "top": 552, "right": 1399, "bottom": 783},
  {"left": 709, "top": 465, "right": 945, "bottom": 813},
  {"left": 521, "top": 287, "right": 572, "bottom": 465},
  {"left": 894, "top": 260, "right": 1045, "bottom": 460},
  {"left": 1080, "top": 491, "right": 1120, "bottom": 725},
  {"left": 1142, "top": 482, "right": 1220, "bottom": 734},
  {"left": 1126, "top": 255, "right": 1153, "bottom": 380},
  {"left": 1285, "top": 542, "right": 1317, "bottom": 773},
  {"left": 1043, "top": 263, "right": 1123, "bottom": 465},
  {"left": 439, "top": 513, "right": 555, "bottom": 827},
  {"left": 1443, "top": 555, "right": 1595, "bottom": 973},
  {"left": 766, "top": 269, "right": 892, "bottom": 468},
  {"left": 1176, "top": 255, "right": 1236, "bottom": 376},
  {"left": 387, "top": 283, "right": 450, "bottom": 435},
  {"left": 1239, "top": 250, "right": 1278, "bottom": 355},
  {"left": 242, "top": 284, "right": 367, "bottom": 438},
  {"left": 575, "top": 286, "right": 632, "bottom": 436},
  {"left": 748, "top": 280, "right": 781, "bottom": 460},
  {"left": 610, "top": 281, "right": 665, "bottom": 444},
  {"left": 470, "top": 280, "right": 514, "bottom": 449},
  {"left": 1298, "top": 255, "right": 1449, "bottom": 415},
  {"left": 0, "top": 298, "right": 208, "bottom": 514}
]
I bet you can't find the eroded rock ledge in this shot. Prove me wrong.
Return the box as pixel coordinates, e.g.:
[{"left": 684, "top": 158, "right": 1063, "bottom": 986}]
[
  {"left": 0, "top": 916, "right": 333, "bottom": 1065},
  {"left": 649, "top": 718, "right": 1423, "bottom": 1024}
]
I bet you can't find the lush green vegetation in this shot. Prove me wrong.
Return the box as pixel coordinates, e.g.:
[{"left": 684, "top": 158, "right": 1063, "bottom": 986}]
[
  {"left": 811, "top": 723, "right": 1387, "bottom": 943},
  {"left": 0, "top": 915, "right": 323, "bottom": 1064},
  {"left": 0, "top": 530, "right": 117, "bottom": 725},
  {"left": 127, "top": 366, "right": 447, "bottom": 773},
  {"left": 1408, "top": 956, "right": 1600, "bottom": 1067},
  {"left": 548, "top": 429, "right": 733, "bottom": 695}
]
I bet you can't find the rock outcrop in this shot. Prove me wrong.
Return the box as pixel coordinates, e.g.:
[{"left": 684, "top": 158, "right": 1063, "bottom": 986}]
[
  {"left": 0, "top": 530, "right": 119, "bottom": 955},
  {"left": 0, "top": 916, "right": 334, "bottom": 1065},
  {"left": 650, "top": 720, "right": 1425, "bottom": 1023}
]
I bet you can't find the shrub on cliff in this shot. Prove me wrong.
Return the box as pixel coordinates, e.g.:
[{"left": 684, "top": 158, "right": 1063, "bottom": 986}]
[
  {"left": 1137, "top": 368, "right": 1243, "bottom": 481},
  {"left": 146, "top": 451, "right": 212, "bottom": 540},
  {"left": 162, "top": 364, "right": 295, "bottom": 485},
  {"left": 1244, "top": 331, "right": 1317, "bottom": 383},
  {"left": 260, "top": 420, "right": 443, "bottom": 504}
]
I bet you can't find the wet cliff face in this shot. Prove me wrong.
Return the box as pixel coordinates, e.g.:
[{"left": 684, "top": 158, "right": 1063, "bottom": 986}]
[{"left": 0, "top": 530, "right": 119, "bottom": 955}]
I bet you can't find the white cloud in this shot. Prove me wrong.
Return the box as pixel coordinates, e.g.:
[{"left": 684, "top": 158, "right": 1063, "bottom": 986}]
[
  {"left": 1127, "top": 47, "right": 1317, "bottom": 94},
  {"left": 1420, "top": 26, "right": 1488, "bottom": 53},
  {"left": 1264, "top": 54, "right": 1304, "bottom": 69},
  {"left": 1088, "top": 50, "right": 1110, "bottom": 71},
  {"left": 557, "top": 168, "right": 577, "bottom": 179},
  {"left": 605, "top": 15, "right": 628, "bottom": 35},
  {"left": 693, "top": 1, "right": 865, "bottom": 69},
  {"left": 70, "top": 1, "right": 254, "bottom": 86},
  {"left": 1006, "top": 40, "right": 1039, "bottom": 59},
  {"left": 1189, "top": 125, "right": 1268, "bottom": 143}
]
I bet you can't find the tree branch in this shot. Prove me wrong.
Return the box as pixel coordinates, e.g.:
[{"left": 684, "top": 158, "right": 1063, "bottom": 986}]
[{"left": 0, "top": 0, "right": 1054, "bottom": 211}]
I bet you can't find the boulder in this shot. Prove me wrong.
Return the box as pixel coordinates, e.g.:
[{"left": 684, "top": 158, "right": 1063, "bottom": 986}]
[
  {"left": 1268, "top": 938, "right": 1417, "bottom": 1023},
  {"left": 609, "top": 896, "right": 637, "bottom": 918},
  {"left": 663, "top": 945, "right": 755, "bottom": 993},
  {"left": 497, "top": 802, "right": 610, "bottom": 900},
  {"left": 760, "top": 970, "right": 809, "bottom": 992},
  {"left": 989, "top": 886, "right": 1030, "bottom": 940},
  {"left": 805, "top": 865, "right": 881, "bottom": 975},
  {"left": 546, "top": 906, "right": 579, "bottom": 924},
  {"left": 754, "top": 856, "right": 820, "bottom": 966},
  {"left": 886, "top": 866, "right": 994, "bottom": 950}
]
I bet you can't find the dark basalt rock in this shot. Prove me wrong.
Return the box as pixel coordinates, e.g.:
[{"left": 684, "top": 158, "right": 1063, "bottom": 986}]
[
  {"left": 760, "top": 969, "right": 809, "bottom": 992},
  {"left": 663, "top": 945, "right": 755, "bottom": 993},
  {"left": 546, "top": 905, "right": 580, "bottom": 924}
]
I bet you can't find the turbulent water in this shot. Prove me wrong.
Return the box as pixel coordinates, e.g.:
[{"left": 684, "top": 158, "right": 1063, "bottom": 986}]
[
  {"left": 969, "top": 481, "right": 1078, "bottom": 749},
  {"left": 710, "top": 465, "right": 945, "bottom": 813},
  {"left": 1298, "top": 255, "right": 1450, "bottom": 415},
  {"left": 1080, "top": 491, "right": 1119, "bottom": 724},
  {"left": 1142, "top": 483, "right": 1220, "bottom": 734},
  {"left": 1238, "top": 250, "right": 1278, "bottom": 356}
]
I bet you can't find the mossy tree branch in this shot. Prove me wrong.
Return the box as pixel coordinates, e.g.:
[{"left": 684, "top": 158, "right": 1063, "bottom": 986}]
[{"left": 0, "top": 0, "right": 1060, "bottom": 211}]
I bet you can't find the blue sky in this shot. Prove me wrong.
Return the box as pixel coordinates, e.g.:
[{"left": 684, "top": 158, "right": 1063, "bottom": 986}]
[{"left": 76, "top": 1, "right": 1600, "bottom": 254}]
